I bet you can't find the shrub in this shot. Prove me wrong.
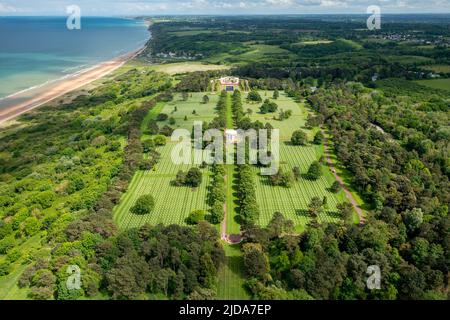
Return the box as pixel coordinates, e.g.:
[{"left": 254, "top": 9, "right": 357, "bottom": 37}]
[
  {"left": 0, "top": 261, "right": 11, "bottom": 276},
  {"left": 247, "top": 90, "right": 262, "bottom": 103},
  {"left": 153, "top": 135, "right": 167, "bottom": 146},
  {"left": 330, "top": 181, "right": 341, "bottom": 193},
  {"left": 185, "top": 168, "right": 203, "bottom": 187},
  {"left": 209, "top": 203, "right": 225, "bottom": 224},
  {"left": 260, "top": 99, "right": 278, "bottom": 114},
  {"left": 142, "top": 139, "right": 156, "bottom": 153},
  {"left": 273, "top": 89, "right": 279, "bottom": 99},
  {"left": 307, "top": 161, "right": 322, "bottom": 180},
  {"left": 291, "top": 130, "right": 308, "bottom": 146},
  {"left": 130, "top": 195, "right": 155, "bottom": 215},
  {"left": 148, "top": 120, "right": 159, "bottom": 135},
  {"left": 269, "top": 168, "right": 294, "bottom": 188},
  {"left": 313, "top": 131, "right": 324, "bottom": 145},
  {"left": 156, "top": 113, "right": 168, "bottom": 121},
  {"left": 159, "top": 125, "right": 174, "bottom": 137},
  {"left": 187, "top": 210, "right": 206, "bottom": 225}
]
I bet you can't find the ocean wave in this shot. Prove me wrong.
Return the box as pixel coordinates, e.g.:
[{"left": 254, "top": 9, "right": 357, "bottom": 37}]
[{"left": 0, "top": 63, "right": 100, "bottom": 102}]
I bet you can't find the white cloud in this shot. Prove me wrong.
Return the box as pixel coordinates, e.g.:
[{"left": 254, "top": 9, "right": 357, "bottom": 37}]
[
  {"left": 1, "top": 0, "right": 450, "bottom": 15},
  {"left": 265, "top": 0, "right": 294, "bottom": 6},
  {"left": 0, "top": 2, "right": 18, "bottom": 12}
]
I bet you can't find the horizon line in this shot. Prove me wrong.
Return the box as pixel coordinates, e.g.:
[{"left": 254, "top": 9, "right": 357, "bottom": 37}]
[{"left": 2, "top": 12, "right": 450, "bottom": 17}]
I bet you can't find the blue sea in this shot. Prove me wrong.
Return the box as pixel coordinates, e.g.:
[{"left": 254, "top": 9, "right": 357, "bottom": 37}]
[{"left": 0, "top": 16, "right": 150, "bottom": 102}]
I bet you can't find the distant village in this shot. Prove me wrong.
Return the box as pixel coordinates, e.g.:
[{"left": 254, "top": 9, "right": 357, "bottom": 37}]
[{"left": 370, "top": 33, "right": 449, "bottom": 47}]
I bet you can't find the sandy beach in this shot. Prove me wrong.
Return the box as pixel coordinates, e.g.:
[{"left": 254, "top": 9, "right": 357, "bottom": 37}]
[{"left": 0, "top": 47, "right": 145, "bottom": 125}]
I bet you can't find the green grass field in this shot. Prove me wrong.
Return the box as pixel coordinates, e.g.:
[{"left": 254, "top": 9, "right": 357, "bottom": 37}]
[
  {"left": 147, "top": 62, "right": 230, "bottom": 75},
  {"left": 244, "top": 92, "right": 348, "bottom": 230},
  {"left": 217, "top": 244, "right": 249, "bottom": 300},
  {"left": 297, "top": 40, "right": 334, "bottom": 46},
  {"left": 205, "top": 44, "right": 295, "bottom": 65},
  {"left": 423, "top": 64, "right": 450, "bottom": 73},
  {"left": 415, "top": 78, "right": 450, "bottom": 91}
]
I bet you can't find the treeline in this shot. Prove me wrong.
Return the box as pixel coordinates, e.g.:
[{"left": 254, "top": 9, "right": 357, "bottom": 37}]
[
  {"left": 232, "top": 90, "right": 245, "bottom": 125},
  {"left": 207, "top": 164, "right": 226, "bottom": 224},
  {"left": 242, "top": 211, "right": 449, "bottom": 300},
  {"left": 0, "top": 68, "right": 201, "bottom": 300},
  {"left": 302, "top": 82, "right": 449, "bottom": 299},
  {"left": 65, "top": 94, "right": 167, "bottom": 243},
  {"left": 236, "top": 165, "right": 260, "bottom": 225},
  {"left": 100, "top": 223, "right": 225, "bottom": 299},
  {"left": 209, "top": 90, "right": 228, "bottom": 130},
  {"left": 176, "top": 71, "right": 226, "bottom": 92}
]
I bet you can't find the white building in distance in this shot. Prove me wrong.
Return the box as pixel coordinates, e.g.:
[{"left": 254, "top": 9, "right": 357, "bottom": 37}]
[{"left": 219, "top": 77, "right": 240, "bottom": 92}]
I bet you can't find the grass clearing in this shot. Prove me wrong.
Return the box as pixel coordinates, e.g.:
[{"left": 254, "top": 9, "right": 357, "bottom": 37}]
[
  {"left": 205, "top": 44, "right": 295, "bottom": 65},
  {"left": 217, "top": 244, "right": 249, "bottom": 300},
  {"left": 415, "top": 78, "right": 450, "bottom": 91},
  {"left": 148, "top": 62, "right": 230, "bottom": 75},
  {"left": 298, "top": 40, "right": 334, "bottom": 45},
  {"left": 422, "top": 65, "right": 450, "bottom": 73}
]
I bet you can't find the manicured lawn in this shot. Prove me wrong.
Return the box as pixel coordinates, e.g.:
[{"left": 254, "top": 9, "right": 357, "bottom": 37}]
[
  {"left": 114, "top": 93, "right": 218, "bottom": 230},
  {"left": 415, "top": 78, "right": 450, "bottom": 92},
  {"left": 244, "top": 92, "right": 348, "bottom": 229},
  {"left": 217, "top": 244, "right": 250, "bottom": 300},
  {"left": 113, "top": 165, "right": 211, "bottom": 229},
  {"left": 148, "top": 62, "right": 230, "bottom": 75}
]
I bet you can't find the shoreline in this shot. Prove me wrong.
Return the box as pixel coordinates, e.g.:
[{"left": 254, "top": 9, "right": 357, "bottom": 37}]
[{"left": 0, "top": 44, "right": 147, "bottom": 126}]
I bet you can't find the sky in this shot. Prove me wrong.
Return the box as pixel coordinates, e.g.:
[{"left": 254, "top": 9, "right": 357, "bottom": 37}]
[{"left": 1, "top": 0, "right": 450, "bottom": 15}]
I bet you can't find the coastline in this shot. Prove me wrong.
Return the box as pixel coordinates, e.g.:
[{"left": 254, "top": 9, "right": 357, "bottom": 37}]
[{"left": 0, "top": 30, "right": 150, "bottom": 125}]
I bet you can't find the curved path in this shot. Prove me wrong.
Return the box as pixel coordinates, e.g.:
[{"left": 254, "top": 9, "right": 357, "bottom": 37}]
[{"left": 322, "top": 129, "right": 366, "bottom": 225}]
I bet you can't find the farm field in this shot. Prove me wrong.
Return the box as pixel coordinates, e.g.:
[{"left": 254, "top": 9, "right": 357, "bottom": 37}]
[
  {"left": 423, "top": 64, "right": 450, "bottom": 73},
  {"left": 147, "top": 62, "right": 230, "bottom": 75},
  {"left": 415, "top": 78, "right": 450, "bottom": 91},
  {"left": 205, "top": 44, "right": 296, "bottom": 65},
  {"left": 244, "top": 91, "right": 348, "bottom": 230},
  {"left": 114, "top": 93, "right": 219, "bottom": 230}
]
